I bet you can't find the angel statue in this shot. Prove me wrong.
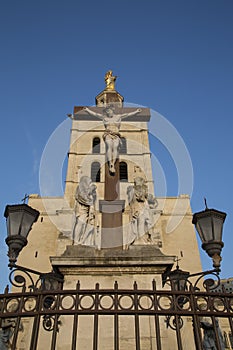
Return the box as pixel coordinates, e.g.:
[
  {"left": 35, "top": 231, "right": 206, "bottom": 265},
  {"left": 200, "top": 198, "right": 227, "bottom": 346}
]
[
  {"left": 73, "top": 176, "right": 97, "bottom": 246},
  {"left": 84, "top": 105, "right": 141, "bottom": 174}
]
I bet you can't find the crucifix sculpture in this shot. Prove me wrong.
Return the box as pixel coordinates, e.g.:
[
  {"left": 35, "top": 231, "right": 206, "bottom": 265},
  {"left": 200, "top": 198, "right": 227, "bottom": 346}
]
[
  {"left": 84, "top": 105, "right": 141, "bottom": 174},
  {"left": 71, "top": 71, "right": 146, "bottom": 249}
]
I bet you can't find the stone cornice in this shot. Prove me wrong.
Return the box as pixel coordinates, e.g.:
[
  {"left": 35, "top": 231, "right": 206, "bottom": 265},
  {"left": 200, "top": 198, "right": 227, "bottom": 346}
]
[{"left": 51, "top": 245, "right": 175, "bottom": 276}]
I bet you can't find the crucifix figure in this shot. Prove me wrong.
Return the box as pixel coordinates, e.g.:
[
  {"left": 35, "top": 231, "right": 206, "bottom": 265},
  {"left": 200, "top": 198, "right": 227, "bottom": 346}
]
[{"left": 84, "top": 105, "right": 141, "bottom": 174}]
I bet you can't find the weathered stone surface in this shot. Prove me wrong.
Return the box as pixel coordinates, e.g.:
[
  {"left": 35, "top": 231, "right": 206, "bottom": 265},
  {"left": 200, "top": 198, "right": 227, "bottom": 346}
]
[{"left": 51, "top": 245, "right": 175, "bottom": 277}]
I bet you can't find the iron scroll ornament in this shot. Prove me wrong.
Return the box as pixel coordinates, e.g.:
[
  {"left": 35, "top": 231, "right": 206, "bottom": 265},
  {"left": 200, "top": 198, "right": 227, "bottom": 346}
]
[
  {"left": 162, "top": 267, "right": 221, "bottom": 330},
  {"left": 7, "top": 264, "right": 63, "bottom": 332}
]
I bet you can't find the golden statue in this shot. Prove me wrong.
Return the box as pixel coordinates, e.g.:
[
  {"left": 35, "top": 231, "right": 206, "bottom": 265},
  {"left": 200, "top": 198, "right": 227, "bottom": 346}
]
[{"left": 104, "top": 70, "right": 117, "bottom": 91}]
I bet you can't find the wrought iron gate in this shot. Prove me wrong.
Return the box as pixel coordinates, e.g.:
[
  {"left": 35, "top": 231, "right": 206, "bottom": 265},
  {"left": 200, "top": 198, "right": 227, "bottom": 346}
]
[{"left": 1, "top": 280, "right": 233, "bottom": 350}]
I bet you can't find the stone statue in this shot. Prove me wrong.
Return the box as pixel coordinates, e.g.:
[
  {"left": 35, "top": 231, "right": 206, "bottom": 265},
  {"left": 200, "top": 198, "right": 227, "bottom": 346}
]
[
  {"left": 104, "top": 70, "right": 117, "bottom": 91},
  {"left": 0, "top": 303, "right": 22, "bottom": 350},
  {"left": 127, "top": 177, "right": 158, "bottom": 245},
  {"left": 0, "top": 319, "right": 15, "bottom": 350},
  {"left": 201, "top": 318, "right": 225, "bottom": 349},
  {"left": 73, "top": 176, "right": 97, "bottom": 246},
  {"left": 199, "top": 304, "right": 225, "bottom": 350},
  {"left": 84, "top": 105, "right": 141, "bottom": 174}
]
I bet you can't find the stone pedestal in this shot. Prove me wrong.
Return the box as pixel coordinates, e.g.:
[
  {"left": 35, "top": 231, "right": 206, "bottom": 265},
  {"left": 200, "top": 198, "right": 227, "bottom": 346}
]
[
  {"left": 51, "top": 245, "right": 175, "bottom": 280},
  {"left": 50, "top": 245, "right": 176, "bottom": 350}
]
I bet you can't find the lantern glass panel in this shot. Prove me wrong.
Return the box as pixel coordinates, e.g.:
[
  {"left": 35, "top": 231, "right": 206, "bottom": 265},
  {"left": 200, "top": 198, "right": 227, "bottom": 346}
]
[
  {"left": 6, "top": 210, "right": 25, "bottom": 237},
  {"left": 196, "top": 216, "right": 213, "bottom": 243},
  {"left": 212, "top": 216, "right": 224, "bottom": 241},
  {"left": 19, "top": 210, "right": 38, "bottom": 238}
]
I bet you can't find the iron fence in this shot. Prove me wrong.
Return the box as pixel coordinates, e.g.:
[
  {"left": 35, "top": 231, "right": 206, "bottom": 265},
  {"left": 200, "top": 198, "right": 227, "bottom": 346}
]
[{"left": 0, "top": 281, "right": 233, "bottom": 350}]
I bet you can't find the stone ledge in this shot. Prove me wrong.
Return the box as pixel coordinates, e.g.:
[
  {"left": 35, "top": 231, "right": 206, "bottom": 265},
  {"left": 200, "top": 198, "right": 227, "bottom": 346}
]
[{"left": 50, "top": 245, "right": 175, "bottom": 276}]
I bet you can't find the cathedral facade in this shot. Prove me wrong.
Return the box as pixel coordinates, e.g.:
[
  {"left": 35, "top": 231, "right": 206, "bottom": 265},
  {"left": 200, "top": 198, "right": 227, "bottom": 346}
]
[{"left": 16, "top": 71, "right": 203, "bottom": 349}]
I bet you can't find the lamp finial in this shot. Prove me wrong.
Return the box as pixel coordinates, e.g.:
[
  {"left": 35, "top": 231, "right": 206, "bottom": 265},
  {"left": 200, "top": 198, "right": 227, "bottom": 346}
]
[{"left": 204, "top": 197, "right": 208, "bottom": 210}]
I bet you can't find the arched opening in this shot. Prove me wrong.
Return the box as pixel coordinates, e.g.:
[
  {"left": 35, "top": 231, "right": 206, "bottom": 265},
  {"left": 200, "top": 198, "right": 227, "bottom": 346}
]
[
  {"left": 91, "top": 162, "right": 101, "bottom": 182},
  {"left": 120, "top": 162, "right": 128, "bottom": 182},
  {"left": 92, "top": 137, "right": 100, "bottom": 153},
  {"left": 119, "top": 137, "right": 127, "bottom": 154}
]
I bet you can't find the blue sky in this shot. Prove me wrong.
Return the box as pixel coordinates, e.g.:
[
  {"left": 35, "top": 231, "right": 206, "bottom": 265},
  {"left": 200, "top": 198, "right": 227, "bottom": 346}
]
[{"left": 1, "top": 1, "right": 233, "bottom": 291}]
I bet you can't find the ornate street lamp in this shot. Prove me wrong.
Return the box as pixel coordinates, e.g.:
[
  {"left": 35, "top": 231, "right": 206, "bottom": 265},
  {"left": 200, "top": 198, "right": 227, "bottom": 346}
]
[
  {"left": 164, "top": 204, "right": 226, "bottom": 289},
  {"left": 4, "top": 204, "right": 39, "bottom": 267},
  {"left": 163, "top": 264, "right": 190, "bottom": 292},
  {"left": 192, "top": 206, "right": 226, "bottom": 269},
  {"left": 163, "top": 204, "right": 226, "bottom": 330},
  {"left": 4, "top": 203, "right": 63, "bottom": 292}
]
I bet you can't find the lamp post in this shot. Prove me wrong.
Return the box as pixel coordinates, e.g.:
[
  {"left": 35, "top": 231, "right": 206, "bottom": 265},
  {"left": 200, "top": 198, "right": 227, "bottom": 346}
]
[
  {"left": 163, "top": 205, "right": 226, "bottom": 330},
  {"left": 164, "top": 204, "right": 226, "bottom": 285},
  {"left": 4, "top": 203, "right": 63, "bottom": 292}
]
